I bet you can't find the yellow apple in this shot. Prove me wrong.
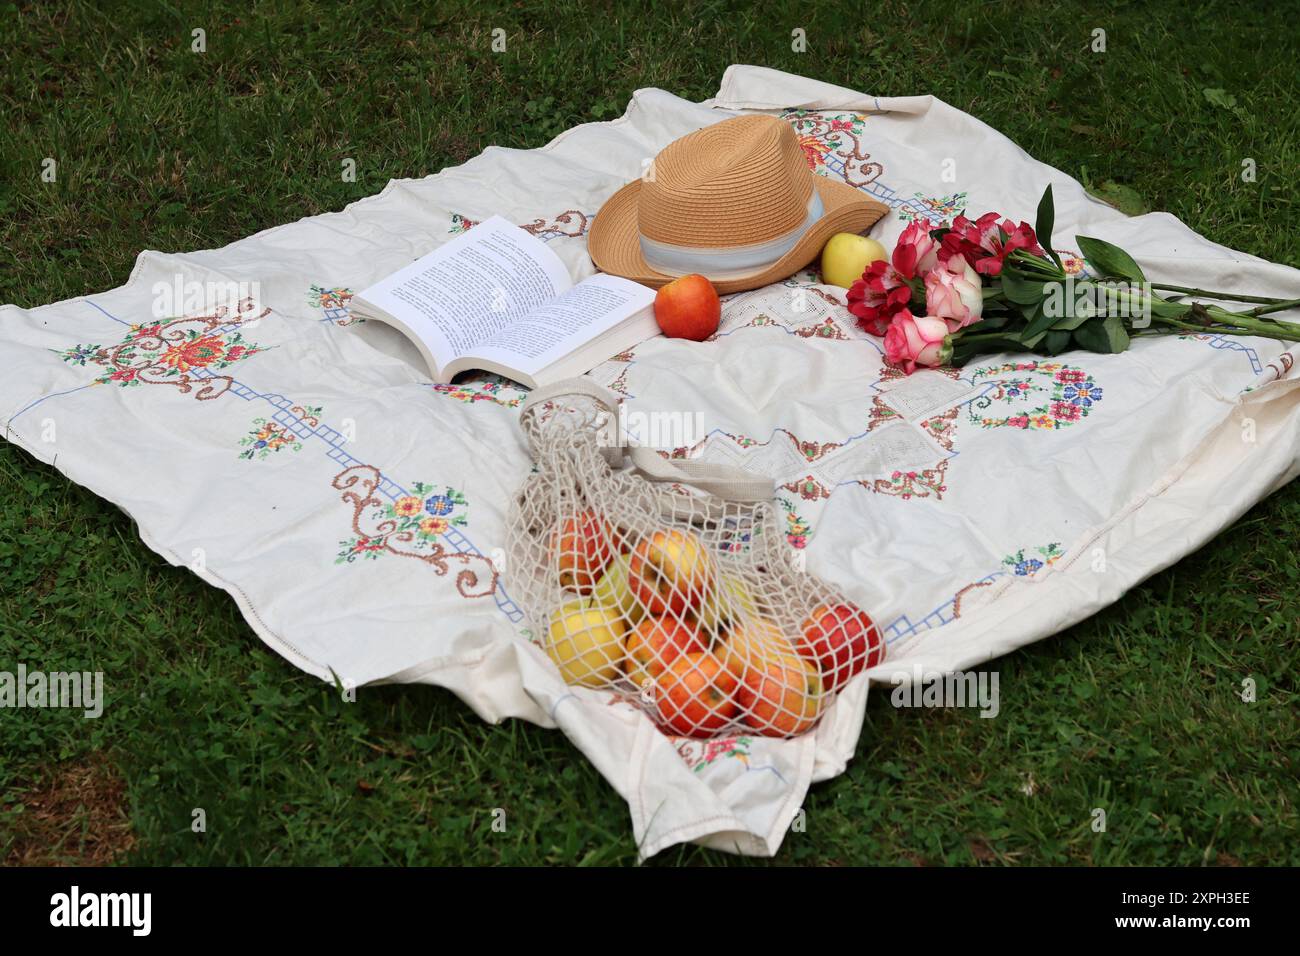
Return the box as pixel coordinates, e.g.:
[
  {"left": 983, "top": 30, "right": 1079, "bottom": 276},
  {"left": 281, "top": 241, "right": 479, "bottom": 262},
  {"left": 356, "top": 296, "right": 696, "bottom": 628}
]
[
  {"left": 717, "top": 617, "right": 796, "bottom": 679},
  {"left": 628, "top": 529, "right": 715, "bottom": 617},
  {"left": 544, "top": 599, "right": 626, "bottom": 687},
  {"left": 820, "top": 232, "right": 888, "bottom": 289},
  {"left": 588, "top": 552, "right": 645, "bottom": 630},
  {"left": 694, "top": 573, "right": 762, "bottom": 639}
]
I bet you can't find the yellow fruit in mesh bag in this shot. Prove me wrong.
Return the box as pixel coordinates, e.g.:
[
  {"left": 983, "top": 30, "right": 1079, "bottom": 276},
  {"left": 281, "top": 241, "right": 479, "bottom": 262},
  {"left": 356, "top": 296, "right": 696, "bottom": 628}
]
[
  {"left": 628, "top": 529, "right": 715, "bottom": 617},
  {"left": 718, "top": 617, "right": 793, "bottom": 677},
  {"left": 544, "top": 600, "right": 627, "bottom": 687},
  {"left": 589, "top": 553, "right": 646, "bottom": 629},
  {"left": 694, "top": 573, "right": 762, "bottom": 638}
]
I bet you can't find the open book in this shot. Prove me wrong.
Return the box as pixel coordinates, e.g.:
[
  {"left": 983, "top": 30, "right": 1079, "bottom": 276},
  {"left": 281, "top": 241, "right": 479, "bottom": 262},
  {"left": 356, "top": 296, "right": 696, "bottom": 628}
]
[{"left": 348, "top": 216, "right": 658, "bottom": 387}]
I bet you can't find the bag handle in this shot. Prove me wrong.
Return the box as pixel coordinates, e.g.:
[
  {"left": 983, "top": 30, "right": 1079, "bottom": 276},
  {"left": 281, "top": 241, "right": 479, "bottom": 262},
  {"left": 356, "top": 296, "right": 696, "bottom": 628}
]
[{"left": 520, "top": 378, "right": 774, "bottom": 503}]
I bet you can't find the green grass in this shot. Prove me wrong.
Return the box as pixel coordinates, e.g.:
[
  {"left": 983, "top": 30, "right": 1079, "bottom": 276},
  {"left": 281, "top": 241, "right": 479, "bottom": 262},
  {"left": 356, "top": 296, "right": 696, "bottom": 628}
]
[{"left": 1, "top": 0, "right": 1298, "bottom": 865}]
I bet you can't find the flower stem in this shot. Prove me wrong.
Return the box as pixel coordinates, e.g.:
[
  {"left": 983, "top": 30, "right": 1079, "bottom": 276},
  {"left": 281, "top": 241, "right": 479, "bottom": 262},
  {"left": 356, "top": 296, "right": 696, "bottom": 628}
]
[
  {"left": 1152, "top": 311, "right": 1300, "bottom": 342},
  {"left": 955, "top": 331, "right": 1021, "bottom": 345},
  {"left": 1244, "top": 297, "right": 1300, "bottom": 318},
  {"left": 1148, "top": 282, "right": 1293, "bottom": 306}
]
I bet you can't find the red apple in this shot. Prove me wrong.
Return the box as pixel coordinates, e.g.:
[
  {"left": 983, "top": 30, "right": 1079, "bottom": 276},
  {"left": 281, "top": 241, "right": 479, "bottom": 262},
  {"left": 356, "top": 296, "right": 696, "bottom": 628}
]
[
  {"left": 654, "top": 273, "right": 721, "bottom": 341},
  {"left": 623, "top": 614, "right": 707, "bottom": 691},
  {"left": 550, "top": 510, "right": 616, "bottom": 594},
  {"left": 655, "top": 652, "right": 737, "bottom": 738},
  {"left": 628, "top": 528, "right": 715, "bottom": 617},
  {"left": 737, "top": 652, "right": 823, "bottom": 738},
  {"left": 797, "top": 602, "right": 884, "bottom": 694}
]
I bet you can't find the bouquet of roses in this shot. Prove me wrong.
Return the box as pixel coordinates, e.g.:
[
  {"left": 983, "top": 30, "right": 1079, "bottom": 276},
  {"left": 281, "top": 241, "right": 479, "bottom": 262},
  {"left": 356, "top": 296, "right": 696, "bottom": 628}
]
[{"left": 848, "top": 185, "right": 1300, "bottom": 373}]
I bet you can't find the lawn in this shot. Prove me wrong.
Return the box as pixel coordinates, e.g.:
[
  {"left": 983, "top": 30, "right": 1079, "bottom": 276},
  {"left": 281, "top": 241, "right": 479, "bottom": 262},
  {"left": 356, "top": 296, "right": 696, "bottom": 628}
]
[{"left": 1, "top": 0, "right": 1297, "bottom": 865}]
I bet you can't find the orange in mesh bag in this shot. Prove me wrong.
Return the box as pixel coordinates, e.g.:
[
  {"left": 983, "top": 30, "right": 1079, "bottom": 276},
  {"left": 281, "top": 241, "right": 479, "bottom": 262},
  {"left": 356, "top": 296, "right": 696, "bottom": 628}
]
[{"left": 507, "top": 380, "right": 886, "bottom": 740}]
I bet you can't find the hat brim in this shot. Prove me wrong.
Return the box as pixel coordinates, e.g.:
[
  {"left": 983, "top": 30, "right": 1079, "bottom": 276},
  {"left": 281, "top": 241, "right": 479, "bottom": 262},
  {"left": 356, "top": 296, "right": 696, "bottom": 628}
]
[{"left": 587, "top": 171, "right": 890, "bottom": 295}]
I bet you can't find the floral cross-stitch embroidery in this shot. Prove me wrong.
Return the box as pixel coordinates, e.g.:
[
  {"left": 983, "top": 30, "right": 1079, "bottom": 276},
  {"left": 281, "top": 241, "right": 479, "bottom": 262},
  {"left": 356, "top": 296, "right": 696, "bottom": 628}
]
[
  {"left": 336, "top": 480, "right": 469, "bottom": 564},
  {"left": 239, "top": 421, "right": 300, "bottom": 460},
  {"left": 308, "top": 285, "right": 360, "bottom": 326},
  {"left": 898, "top": 192, "right": 968, "bottom": 224},
  {"left": 968, "top": 361, "right": 1104, "bottom": 431},
  {"left": 675, "top": 735, "right": 754, "bottom": 772},
  {"left": 52, "top": 300, "right": 272, "bottom": 402},
  {"left": 779, "top": 498, "right": 813, "bottom": 549},
  {"left": 431, "top": 379, "right": 526, "bottom": 408},
  {"left": 238, "top": 405, "right": 322, "bottom": 460},
  {"left": 782, "top": 110, "right": 883, "bottom": 189},
  {"left": 1003, "top": 542, "right": 1064, "bottom": 576},
  {"left": 874, "top": 460, "right": 949, "bottom": 500},
  {"left": 331, "top": 465, "right": 496, "bottom": 599},
  {"left": 449, "top": 210, "right": 591, "bottom": 241}
]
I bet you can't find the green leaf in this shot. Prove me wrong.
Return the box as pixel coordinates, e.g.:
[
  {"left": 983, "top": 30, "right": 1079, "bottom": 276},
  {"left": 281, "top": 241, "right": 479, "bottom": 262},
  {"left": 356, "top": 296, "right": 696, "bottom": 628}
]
[
  {"left": 1070, "top": 320, "right": 1108, "bottom": 353},
  {"left": 1043, "top": 329, "right": 1072, "bottom": 354},
  {"left": 1104, "top": 314, "right": 1131, "bottom": 352},
  {"left": 1050, "top": 309, "right": 1092, "bottom": 331},
  {"left": 1202, "top": 87, "right": 1237, "bottom": 110},
  {"left": 1035, "top": 185, "right": 1062, "bottom": 269},
  {"left": 1047, "top": 281, "right": 1100, "bottom": 329},
  {"left": 1018, "top": 302, "right": 1050, "bottom": 347},
  {"left": 1018, "top": 298, "right": 1059, "bottom": 342},
  {"left": 975, "top": 311, "right": 1012, "bottom": 331},
  {"left": 1000, "top": 270, "right": 1049, "bottom": 307},
  {"left": 1085, "top": 180, "right": 1150, "bottom": 216},
  {"left": 1076, "top": 235, "right": 1147, "bottom": 282},
  {"left": 949, "top": 337, "right": 1027, "bottom": 366},
  {"left": 1071, "top": 314, "right": 1131, "bottom": 353}
]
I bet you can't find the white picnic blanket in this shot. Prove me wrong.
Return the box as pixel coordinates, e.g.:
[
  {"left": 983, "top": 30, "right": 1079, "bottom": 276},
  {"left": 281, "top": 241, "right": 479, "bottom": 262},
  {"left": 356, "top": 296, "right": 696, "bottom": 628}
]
[{"left": 3, "top": 66, "right": 1297, "bottom": 858}]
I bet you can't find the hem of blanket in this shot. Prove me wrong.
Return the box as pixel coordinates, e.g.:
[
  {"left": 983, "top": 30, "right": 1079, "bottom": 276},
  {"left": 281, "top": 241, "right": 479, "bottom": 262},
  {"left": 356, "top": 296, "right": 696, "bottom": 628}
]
[
  {"left": 0, "top": 422, "right": 335, "bottom": 682},
  {"left": 713, "top": 64, "right": 922, "bottom": 115},
  {"left": 3, "top": 415, "right": 566, "bottom": 733},
  {"left": 629, "top": 719, "right": 816, "bottom": 859}
]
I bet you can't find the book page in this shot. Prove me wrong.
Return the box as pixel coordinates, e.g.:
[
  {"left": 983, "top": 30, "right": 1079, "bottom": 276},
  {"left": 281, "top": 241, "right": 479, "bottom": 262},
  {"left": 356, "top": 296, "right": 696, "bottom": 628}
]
[
  {"left": 467, "top": 273, "right": 656, "bottom": 375},
  {"left": 355, "top": 216, "right": 572, "bottom": 368}
]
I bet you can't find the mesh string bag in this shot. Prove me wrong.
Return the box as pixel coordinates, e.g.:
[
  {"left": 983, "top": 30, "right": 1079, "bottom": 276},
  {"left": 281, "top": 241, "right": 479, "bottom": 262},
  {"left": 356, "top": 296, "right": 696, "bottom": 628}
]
[{"left": 506, "top": 379, "right": 887, "bottom": 740}]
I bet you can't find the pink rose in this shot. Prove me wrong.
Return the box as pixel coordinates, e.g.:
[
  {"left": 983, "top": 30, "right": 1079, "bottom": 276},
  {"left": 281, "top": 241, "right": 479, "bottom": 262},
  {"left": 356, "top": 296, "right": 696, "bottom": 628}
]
[
  {"left": 892, "top": 221, "right": 940, "bottom": 279},
  {"left": 883, "top": 309, "right": 950, "bottom": 374},
  {"left": 847, "top": 259, "right": 912, "bottom": 336},
  {"left": 925, "top": 254, "right": 984, "bottom": 331}
]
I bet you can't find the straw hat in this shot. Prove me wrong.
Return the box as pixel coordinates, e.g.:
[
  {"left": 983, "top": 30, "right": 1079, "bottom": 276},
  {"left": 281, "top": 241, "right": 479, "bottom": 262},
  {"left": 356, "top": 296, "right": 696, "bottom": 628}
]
[{"left": 588, "top": 114, "right": 889, "bottom": 294}]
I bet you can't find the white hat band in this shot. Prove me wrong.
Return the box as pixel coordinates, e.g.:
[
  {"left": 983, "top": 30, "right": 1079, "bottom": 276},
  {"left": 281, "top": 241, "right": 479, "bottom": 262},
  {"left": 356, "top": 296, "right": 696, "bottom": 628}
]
[{"left": 638, "top": 192, "right": 825, "bottom": 280}]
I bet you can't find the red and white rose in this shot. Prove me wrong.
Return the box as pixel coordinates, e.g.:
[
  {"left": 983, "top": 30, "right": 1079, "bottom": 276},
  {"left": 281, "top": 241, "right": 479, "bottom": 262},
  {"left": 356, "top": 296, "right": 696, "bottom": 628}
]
[
  {"left": 882, "top": 309, "right": 950, "bottom": 374},
  {"left": 925, "top": 254, "right": 984, "bottom": 331}
]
